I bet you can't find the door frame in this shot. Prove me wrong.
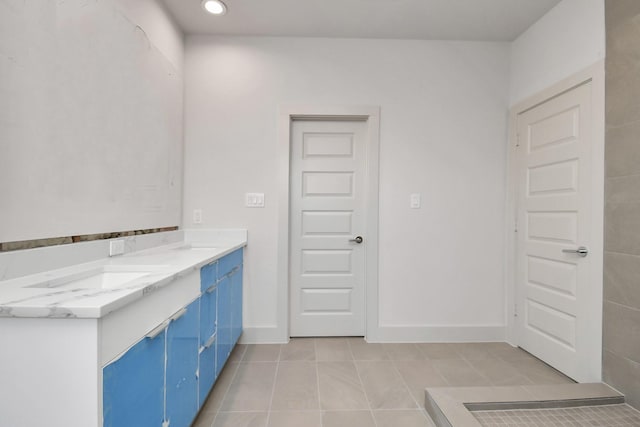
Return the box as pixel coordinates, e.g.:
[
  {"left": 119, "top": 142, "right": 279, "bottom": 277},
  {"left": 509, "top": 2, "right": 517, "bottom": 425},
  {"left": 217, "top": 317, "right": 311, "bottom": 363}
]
[
  {"left": 505, "top": 61, "right": 605, "bottom": 381},
  {"left": 277, "top": 105, "right": 380, "bottom": 342}
]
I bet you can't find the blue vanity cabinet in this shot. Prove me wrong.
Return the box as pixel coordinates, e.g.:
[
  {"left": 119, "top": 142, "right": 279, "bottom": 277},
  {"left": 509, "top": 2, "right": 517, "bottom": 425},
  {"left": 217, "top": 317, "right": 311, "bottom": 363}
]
[
  {"left": 103, "top": 327, "right": 165, "bottom": 427},
  {"left": 102, "top": 248, "right": 244, "bottom": 427},
  {"left": 165, "top": 299, "right": 200, "bottom": 427}
]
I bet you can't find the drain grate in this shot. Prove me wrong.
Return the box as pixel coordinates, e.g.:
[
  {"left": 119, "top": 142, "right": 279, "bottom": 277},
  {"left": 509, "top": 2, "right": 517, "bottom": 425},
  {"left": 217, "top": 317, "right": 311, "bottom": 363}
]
[{"left": 473, "top": 404, "right": 640, "bottom": 426}]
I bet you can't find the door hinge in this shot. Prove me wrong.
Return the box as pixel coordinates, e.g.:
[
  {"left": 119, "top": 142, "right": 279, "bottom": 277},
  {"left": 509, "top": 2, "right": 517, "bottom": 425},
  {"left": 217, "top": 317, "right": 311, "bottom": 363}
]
[
  {"left": 516, "top": 133, "right": 521, "bottom": 148},
  {"left": 514, "top": 303, "right": 519, "bottom": 317},
  {"left": 514, "top": 217, "right": 518, "bottom": 233}
]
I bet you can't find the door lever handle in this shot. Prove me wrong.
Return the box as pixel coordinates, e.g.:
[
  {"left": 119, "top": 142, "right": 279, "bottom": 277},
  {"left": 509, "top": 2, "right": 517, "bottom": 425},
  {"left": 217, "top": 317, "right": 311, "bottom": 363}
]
[
  {"left": 349, "top": 236, "right": 364, "bottom": 244},
  {"left": 562, "top": 246, "right": 589, "bottom": 257}
]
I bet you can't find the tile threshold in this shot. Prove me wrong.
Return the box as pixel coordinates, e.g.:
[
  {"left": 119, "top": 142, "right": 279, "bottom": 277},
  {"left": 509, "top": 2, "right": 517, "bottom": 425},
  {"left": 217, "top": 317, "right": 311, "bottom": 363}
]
[{"left": 424, "top": 383, "right": 623, "bottom": 427}]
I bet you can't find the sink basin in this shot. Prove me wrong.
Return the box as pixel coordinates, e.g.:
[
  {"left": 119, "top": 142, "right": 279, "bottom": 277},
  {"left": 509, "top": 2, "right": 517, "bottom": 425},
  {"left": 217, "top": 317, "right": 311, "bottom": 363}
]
[
  {"left": 28, "top": 265, "right": 167, "bottom": 290},
  {"left": 171, "top": 244, "right": 218, "bottom": 251}
]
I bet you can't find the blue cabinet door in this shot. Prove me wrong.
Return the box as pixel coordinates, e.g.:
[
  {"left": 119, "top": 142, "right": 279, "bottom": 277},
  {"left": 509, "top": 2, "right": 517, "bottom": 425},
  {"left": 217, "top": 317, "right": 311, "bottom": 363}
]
[
  {"left": 165, "top": 299, "right": 199, "bottom": 427},
  {"left": 103, "top": 332, "right": 165, "bottom": 427},
  {"left": 198, "top": 285, "right": 217, "bottom": 407},
  {"left": 198, "top": 337, "right": 216, "bottom": 407},
  {"left": 200, "top": 261, "right": 217, "bottom": 292},
  {"left": 231, "top": 266, "right": 243, "bottom": 345},
  {"left": 200, "top": 285, "right": 217, "bottom": 347},
  {"left": 216, "top": 274, "right": 232, "bottom": 377}
]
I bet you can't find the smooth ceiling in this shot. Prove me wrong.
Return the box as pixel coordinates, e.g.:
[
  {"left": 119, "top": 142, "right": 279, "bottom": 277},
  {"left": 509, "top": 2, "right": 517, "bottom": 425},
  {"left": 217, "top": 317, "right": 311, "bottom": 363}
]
[{"left": 162, "top": 0, "right": 562, "bottom": 41}]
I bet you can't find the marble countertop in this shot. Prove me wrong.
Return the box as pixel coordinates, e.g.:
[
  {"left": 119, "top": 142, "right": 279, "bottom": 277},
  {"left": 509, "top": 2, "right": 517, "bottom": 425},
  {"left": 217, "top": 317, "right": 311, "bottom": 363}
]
[{"left": 0, "top": 237, "right": 246, "bottom": 319}]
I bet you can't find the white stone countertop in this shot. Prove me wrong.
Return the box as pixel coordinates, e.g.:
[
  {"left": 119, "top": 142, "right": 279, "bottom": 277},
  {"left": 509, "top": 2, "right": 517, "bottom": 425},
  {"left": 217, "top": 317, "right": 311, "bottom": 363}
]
[{"left": 0, "top": 233, "right": 246, "bottom": 319}]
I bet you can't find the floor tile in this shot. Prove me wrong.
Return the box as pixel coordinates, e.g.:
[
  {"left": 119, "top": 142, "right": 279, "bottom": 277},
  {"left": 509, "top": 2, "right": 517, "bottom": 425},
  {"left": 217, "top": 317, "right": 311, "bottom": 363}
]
[
  {"left": 267, "top": 410, "right": 322, "bottom": 427},
  {"left": 432, "top": 358, "right": 490, "bottom": 386},
  {"left": 356, "top": 361, "right": 417, "bottom": 409},
  {"left": 485, "top": 342, "right": 535, "bottom": 360},
  {"left": 415, "top": 343, "right": 462, "bottom": 360},
  {"left": 317, "top": 361, "right": 369, "bottom": 410},
  {"left": 315, "top": 337, "right": 352, "bottom": 361},
  {"left": 195, "top": 340, "right": 585, "bottom": 427},
  {"left": 228, "top": 344, "right": 247, "bottom": 362},
  {"left": 221, "top": 362, "right": 277, "bottom": 411},
  {"left": 192, "top": 410, "right": 216, "bottom": 427},
  {"left": 242, "top": 344, "right": 281, "bottom": 362},
  {"left": 213, "top": 411, "right": 268, "bottom": 427},
  {"left": 452, "top": 343, "right": 494, "bottom": 360},
  {"left": 348, "top": 338, "right": 389, "bottom": 360},
  {"left": 201, "top": 362, "right": 240, "bottom": 413},
  {"left": 467, "top": 358, "right": 533, "bottom": 386},
  {"left": 373, "top": 409, "right": 436, "bottom": 427},
  {"left": 322, "top": 410, "right": 376, "bottom": 427},
  {"left": 382, "top": 343, "right": 425, "bottom": 360},
  {"left": 270, "top": 361, "right": 319, "bottom": 410},
  {"left": 279, "top": 338, "right": 315, "bottom": 361},
  {"left": 394, "top": 360, "right": 448, "bottom": 403},
  {"left": 506, "top": 358, "right": 573, "bottom": 385}
]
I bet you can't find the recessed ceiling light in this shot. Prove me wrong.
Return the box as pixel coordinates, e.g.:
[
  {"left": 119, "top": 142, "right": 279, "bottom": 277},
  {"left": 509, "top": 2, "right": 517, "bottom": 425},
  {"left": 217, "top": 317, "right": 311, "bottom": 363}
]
[{"left": 201, "top": 0, "right": 227, "bottom": 15}]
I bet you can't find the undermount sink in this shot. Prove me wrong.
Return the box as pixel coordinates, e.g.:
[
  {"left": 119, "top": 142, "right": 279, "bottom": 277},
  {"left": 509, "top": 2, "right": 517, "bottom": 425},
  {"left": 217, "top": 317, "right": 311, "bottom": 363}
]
[
  {"left": 28, "top": 265, "right": 168, "bottom": 290},
  {"left": 171, "top": 244, "right": 218, "bottom": 251}
]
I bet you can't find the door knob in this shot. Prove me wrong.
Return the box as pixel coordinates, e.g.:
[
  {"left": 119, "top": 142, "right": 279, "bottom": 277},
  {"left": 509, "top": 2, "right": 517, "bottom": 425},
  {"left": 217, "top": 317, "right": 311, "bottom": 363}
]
[
  {"left": 349, "top": 236, "right": 364, "bottom": 244},
  {"left": 562, "top": 246, "right": 588, "bottom": 257}
]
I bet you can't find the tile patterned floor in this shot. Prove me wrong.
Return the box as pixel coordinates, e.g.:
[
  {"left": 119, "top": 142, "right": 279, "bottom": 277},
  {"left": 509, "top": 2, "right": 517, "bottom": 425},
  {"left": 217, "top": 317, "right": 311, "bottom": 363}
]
[
  {"left": 192, "top": 339, "right": 574, "bottom": 427},
  {"left": 473, "top": 404, "right": 640, "bottom": 427}
]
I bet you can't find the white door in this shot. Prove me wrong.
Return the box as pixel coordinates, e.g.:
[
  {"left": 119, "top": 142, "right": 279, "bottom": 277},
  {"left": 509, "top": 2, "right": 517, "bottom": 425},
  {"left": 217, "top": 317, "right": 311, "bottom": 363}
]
[
  {"left": 516, "top": 82, "right": 594, "bottom": 381},
  {"left": 289, "top": 119, "right": 367, "bottom": 337}
]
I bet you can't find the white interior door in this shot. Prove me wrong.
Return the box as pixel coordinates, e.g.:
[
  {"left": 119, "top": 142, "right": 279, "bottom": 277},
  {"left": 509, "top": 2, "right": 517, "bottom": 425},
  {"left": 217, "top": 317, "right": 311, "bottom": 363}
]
[
  {"left": 516, "top": 82, "right": 594, "bottom": 382},
  {"left": 289, "top": 119, "right": 367, "bottom": 337}
]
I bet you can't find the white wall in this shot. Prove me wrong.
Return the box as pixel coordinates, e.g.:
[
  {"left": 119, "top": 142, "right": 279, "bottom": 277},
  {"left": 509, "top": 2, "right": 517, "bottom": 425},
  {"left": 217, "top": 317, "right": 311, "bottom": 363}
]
[
  {"left": 0, "top": 0, "right": 184, "bottom": 243},
  {"left": 509, "top": 0, "right": 605, "bottom": 106},
  {"left": 184, "top": 36, "right": 510, "bottom": 342}
]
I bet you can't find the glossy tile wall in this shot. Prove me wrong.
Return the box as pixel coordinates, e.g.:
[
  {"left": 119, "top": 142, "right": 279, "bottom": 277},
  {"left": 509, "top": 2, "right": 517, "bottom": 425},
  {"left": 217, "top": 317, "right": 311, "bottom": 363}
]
[{"left": 603, "top": 0, "right": 640, "bottom": 410}]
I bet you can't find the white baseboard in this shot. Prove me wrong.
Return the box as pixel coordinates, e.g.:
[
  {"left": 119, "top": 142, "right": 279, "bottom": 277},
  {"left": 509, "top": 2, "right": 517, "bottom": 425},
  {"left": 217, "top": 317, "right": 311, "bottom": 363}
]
[
  {"left": 366, "top": 325, "right": 507, "bottom": 343},
  {"left": 239, "top": 326, "right": 288, "bottom": 344},
  {"left": 239, "top": 324, "right": 507, "bottom": 344}
]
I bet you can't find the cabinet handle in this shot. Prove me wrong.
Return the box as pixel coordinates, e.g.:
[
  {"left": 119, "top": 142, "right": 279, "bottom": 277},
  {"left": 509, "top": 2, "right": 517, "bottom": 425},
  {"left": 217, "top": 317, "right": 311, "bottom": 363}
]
[
  {"left": 170, "top": 307, "right": 187, "bottom": 322},
  {"left": 146, "top": 320, "right": 169, "bottom": 340},
  {"left": 204, "top": 333, "right": 216, "bottom": 349}
]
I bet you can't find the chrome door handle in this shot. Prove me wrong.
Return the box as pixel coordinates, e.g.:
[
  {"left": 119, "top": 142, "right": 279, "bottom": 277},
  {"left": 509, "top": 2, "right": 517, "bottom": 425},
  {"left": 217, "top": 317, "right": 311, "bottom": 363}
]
[
  {"left": 562, "top": 246, "right": 589, "bottom": 257},
  {"left": 349, "top": 236, "right": 364, "bottom": 244}
]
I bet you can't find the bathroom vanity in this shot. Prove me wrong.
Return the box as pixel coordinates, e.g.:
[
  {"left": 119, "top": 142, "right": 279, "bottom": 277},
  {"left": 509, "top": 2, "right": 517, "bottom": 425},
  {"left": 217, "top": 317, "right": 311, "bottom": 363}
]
[{"left": 0, "top": 232, "right": 245, "bottom": 427}]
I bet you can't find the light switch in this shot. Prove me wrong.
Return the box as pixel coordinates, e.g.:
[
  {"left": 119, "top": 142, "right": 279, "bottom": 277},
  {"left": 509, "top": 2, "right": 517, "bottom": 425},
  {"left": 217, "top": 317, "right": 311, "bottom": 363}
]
[
  {"left": 410, "top": 193, "right": 421, "bottom": 209},
  {"left": 245, "top": 193, "right": 265, "bottom": 208}
]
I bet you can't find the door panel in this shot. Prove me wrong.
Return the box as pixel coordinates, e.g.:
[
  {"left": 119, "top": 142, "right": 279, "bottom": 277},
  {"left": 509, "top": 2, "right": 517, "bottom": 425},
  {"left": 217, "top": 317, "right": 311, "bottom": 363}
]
[
  {"left": 516, "top": 82, "right": 592, "bottom": 381},
  {"left": 290, "top": 120, "right": 367, "bottom": 337}
]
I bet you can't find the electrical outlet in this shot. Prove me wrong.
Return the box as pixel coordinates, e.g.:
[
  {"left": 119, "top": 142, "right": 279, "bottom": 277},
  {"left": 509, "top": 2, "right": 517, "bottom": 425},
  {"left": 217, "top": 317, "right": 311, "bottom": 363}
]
[
  {"left": 193, "top": 209, "right": 203, "bottom": 224},
  {"left": 109, "top": 240, "right": 125, "bottom": 257},
  {"left": 410, "top": 193, "right": 421, "bottom": 209}
]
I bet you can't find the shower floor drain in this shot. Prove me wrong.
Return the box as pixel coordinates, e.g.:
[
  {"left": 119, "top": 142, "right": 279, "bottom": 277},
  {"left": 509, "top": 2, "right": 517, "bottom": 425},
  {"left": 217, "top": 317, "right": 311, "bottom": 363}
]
[{"left": 472, "top": 404, "right": 640, "bottom": 427}]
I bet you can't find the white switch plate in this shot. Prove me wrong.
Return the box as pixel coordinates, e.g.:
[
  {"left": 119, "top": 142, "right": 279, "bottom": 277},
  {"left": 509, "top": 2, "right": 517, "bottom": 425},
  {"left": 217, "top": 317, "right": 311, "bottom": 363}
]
[
  {"left": 109, "top": 240, "right": 125, "bottom": 257},
  {"left": 410, "top": 193, "right": 421, "bottom": 209},
  {"left": 193, "top": 209, "right": 203, "bottom": 224},
  {"left": 245, "top": 193, "right": 265, "bottom": 208}
]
